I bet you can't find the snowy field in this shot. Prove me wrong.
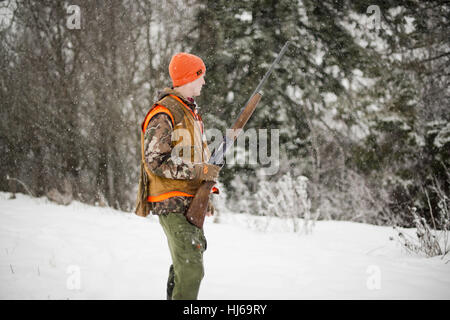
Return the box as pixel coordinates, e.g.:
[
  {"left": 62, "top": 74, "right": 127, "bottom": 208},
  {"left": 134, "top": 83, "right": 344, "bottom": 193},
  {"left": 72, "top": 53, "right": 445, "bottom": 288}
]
[{"left": 0, "top": 192, "right": 449, "bottom": 300}]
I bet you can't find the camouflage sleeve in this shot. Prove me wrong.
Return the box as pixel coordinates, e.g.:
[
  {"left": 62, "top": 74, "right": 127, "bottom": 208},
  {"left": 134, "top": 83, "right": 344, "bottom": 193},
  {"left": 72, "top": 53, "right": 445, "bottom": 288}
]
[{"left": 144, "top": 113, "right": 198, "bottom": 180}]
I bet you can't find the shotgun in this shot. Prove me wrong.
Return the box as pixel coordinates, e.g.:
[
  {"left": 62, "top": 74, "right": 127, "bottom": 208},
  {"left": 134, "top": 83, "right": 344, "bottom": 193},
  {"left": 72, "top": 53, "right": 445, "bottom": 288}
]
[{"left": 185, "top": 41, "right": 292, "bottom": 228}]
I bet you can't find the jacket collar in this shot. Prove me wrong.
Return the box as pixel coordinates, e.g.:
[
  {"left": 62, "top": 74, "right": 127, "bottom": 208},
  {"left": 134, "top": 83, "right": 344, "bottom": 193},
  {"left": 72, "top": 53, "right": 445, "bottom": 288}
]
[{"left": 159, "top": 87, "right": 198, "bottom": 112}]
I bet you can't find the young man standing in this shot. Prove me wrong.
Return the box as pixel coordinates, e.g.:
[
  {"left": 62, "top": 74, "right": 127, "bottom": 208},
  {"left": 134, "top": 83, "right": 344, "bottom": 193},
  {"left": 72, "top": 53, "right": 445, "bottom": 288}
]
[{"left": 140, "top": 52, "right": 220, "bottom": 300}]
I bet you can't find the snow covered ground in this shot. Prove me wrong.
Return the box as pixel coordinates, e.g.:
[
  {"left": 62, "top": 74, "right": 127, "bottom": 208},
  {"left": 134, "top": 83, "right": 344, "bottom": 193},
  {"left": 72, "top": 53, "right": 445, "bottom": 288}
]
[{"left": 1, "top": 192, "right": 449, "bottom": 300}]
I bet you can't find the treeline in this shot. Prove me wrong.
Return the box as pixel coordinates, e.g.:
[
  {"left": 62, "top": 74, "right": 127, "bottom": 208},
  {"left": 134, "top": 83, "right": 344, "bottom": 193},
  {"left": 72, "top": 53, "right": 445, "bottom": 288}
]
[
  {"left": 1, "top": 0, "right": 448, "bottom": 227},
  {"left": 186, "top": 0, "right": 449, "bottom": 227},
  {"left": 1, "top": 0, "right": 194, "bottom": 210}
]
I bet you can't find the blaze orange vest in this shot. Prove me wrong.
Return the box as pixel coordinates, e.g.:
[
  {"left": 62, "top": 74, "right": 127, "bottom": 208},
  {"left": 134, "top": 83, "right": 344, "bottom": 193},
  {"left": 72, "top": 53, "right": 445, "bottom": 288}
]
[{"left": 141, "top": 94, "right": 210, "bottom": 202}]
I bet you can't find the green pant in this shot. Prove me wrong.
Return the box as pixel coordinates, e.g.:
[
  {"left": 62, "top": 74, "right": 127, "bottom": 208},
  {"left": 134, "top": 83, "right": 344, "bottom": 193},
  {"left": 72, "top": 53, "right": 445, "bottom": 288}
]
[{"left": 159, "top": 212, "right": 207, "bottom": 300}]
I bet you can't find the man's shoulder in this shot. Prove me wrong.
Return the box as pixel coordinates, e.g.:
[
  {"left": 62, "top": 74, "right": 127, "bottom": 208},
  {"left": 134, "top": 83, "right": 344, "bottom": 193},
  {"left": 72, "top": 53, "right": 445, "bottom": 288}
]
[{"left": 155, "top": 95, "right": 185, "bottom": 123}]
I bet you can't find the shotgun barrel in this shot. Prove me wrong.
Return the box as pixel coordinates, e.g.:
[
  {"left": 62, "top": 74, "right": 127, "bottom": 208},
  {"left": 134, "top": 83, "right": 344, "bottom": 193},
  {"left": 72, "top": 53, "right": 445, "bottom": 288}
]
[
  {"left": 209, "top": 40, "right": 292, "bottom": 165},
  {"left": 186, "top": 41, "right": 292, "bottom": 229}
]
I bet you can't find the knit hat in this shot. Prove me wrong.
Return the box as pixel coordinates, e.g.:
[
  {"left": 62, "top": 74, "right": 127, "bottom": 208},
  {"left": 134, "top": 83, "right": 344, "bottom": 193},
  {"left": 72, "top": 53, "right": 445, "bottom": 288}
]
[{"left": 169, "top": 52, "right": 206, "bottom": 87}]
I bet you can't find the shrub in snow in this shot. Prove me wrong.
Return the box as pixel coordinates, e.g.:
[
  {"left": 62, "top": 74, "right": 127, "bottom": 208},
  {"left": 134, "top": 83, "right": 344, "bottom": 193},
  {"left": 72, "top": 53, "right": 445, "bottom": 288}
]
[
  {"left": 314, "top": 168, "right": 391, "bottom": 225},
  {"left": 46, "top": 179, "right": 73, "bottom": 206},
  {"left": 6, "top": 175, "right": 35, "bottom": 198},
  {"left": 255, "top": 172, "right": 317, "bottom": 234},
  {"left": 394, "top": 203, "right": 449, "bottom": 258},
  {"left": 393, "top": 177, "right": 450, "bottom": 258}
]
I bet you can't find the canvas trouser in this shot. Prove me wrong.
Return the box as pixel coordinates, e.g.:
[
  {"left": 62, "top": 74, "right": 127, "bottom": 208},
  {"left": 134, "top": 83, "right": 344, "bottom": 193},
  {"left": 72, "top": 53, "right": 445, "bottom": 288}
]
[{"left": 159, "top": 212, "right": 207, "bottom": 300}]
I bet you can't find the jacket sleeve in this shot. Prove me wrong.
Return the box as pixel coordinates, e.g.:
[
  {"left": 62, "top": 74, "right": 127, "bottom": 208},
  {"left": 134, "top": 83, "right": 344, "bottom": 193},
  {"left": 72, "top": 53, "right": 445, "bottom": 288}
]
[{"left": 144, "top": 113, "right": 199, "bottom": 180}]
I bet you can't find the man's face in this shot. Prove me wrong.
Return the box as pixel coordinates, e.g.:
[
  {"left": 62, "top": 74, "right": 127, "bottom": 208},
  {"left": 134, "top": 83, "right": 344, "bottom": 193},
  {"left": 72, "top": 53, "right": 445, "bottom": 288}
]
[{"left": 189, "top": 74, "right": 206, "bottom": 97}]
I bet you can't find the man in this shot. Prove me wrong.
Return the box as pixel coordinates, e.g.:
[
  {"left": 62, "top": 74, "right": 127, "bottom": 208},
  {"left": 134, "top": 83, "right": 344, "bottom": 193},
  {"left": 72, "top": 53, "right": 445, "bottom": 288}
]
[{"left": 140, "top": 52, "right": 220, "bottom": 300}]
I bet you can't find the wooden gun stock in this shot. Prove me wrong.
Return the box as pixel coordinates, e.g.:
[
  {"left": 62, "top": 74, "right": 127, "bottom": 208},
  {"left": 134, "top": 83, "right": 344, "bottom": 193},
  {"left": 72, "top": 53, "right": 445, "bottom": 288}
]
[{"left": 185, "top": 180, "right": 216, "bottom": 228}]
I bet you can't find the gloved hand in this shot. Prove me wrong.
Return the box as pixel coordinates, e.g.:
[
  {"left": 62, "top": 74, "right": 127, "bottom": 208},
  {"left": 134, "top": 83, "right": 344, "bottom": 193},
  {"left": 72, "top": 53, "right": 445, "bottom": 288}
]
[{"left": 195, "top": 163, "right": 221, "bottom": 182}]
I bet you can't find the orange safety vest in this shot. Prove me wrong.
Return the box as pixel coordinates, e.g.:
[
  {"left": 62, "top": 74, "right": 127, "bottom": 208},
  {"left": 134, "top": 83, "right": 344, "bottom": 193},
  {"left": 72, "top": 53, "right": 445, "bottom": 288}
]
[{"left": 141, "top": 93, "right": 217, "bottom": 203}]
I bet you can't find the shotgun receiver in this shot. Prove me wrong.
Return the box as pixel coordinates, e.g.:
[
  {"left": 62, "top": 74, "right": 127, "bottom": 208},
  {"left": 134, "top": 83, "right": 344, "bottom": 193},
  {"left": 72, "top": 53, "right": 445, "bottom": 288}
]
[{"left": 185, "top": 41, "right": 292, "bottom": 228}]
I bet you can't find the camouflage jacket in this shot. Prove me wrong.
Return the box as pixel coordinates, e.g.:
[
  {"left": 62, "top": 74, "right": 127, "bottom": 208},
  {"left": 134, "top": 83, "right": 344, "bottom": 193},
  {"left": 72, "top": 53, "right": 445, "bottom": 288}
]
[{"left": 144, "top": 89, "right": 212, "bottom": 216}]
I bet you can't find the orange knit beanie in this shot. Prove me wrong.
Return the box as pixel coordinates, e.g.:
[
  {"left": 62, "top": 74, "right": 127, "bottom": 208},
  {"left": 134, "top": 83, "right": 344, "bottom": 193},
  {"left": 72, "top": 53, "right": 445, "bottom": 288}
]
[{"left": 169, "top": 52, "right": 206, "bottom": 87}]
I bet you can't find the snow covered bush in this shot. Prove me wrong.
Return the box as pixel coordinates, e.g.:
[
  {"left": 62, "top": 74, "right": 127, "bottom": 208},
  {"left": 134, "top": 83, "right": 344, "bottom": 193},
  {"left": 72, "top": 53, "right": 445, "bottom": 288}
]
[
  {"left": 394, "top": 202, "right": 449, "bottom": 258},
  {"left": 314, "top": 169, "right": 391, "bottom": 224},
  {"left": 46, "top": 179, "right": 73, "bottom": 206},
  {"left": 393, "top": 174, "right": 450, "bottom": 258},
  {"left": 254, "top": 172, "right": 318, "bottom": 234}
]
